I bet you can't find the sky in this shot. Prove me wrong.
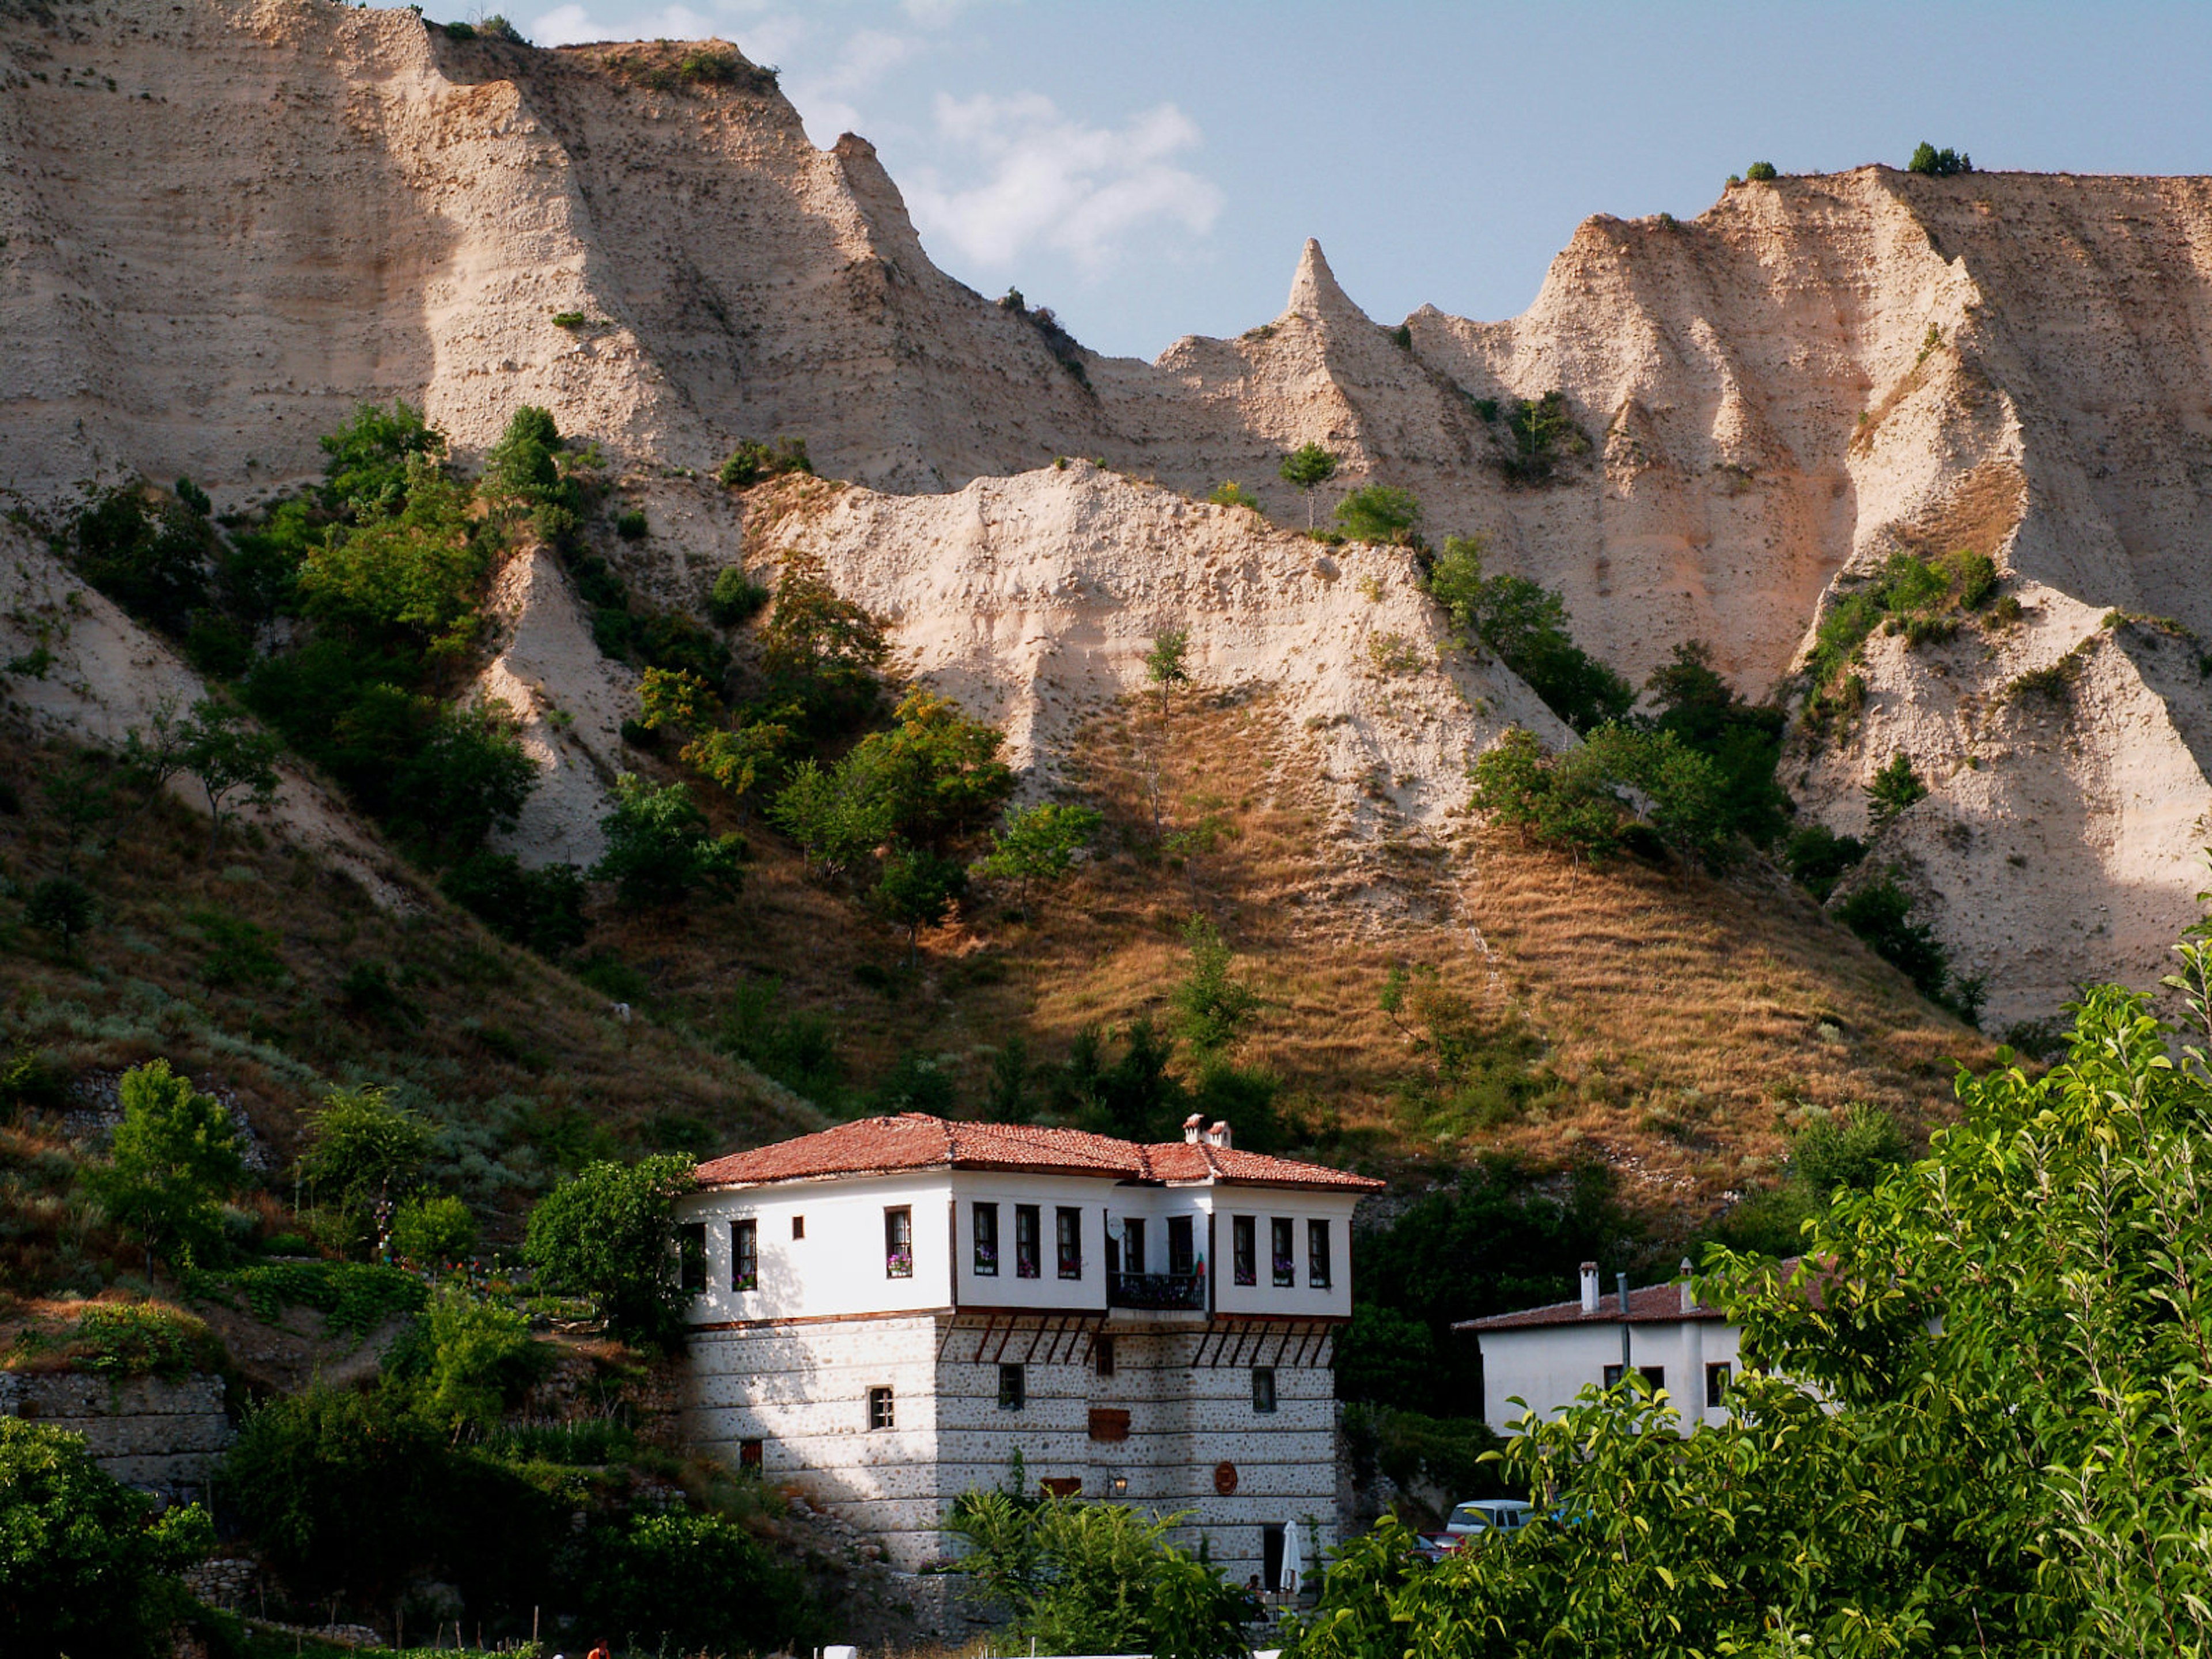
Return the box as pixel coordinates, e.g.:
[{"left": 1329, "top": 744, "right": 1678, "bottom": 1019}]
[{"left": 515, "top": 1, "right": 2212, "bottom": 361}]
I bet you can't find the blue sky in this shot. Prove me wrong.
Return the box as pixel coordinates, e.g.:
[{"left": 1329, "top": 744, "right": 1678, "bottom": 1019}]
[{"left": 517, "top": 1, "right": 2212, "bottom": 361}]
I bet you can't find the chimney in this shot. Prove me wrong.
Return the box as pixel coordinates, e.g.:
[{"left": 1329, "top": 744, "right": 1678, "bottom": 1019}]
[
  {"left": 1579, "top": 1262, "right": 1599, "bottom": 1315},
  {"left": 1205, "top": 1120, "right": 1233, "bottom": 1150},
  {"left": 1182, "top": 1113, "right": 1207, "bottom": 1145},
  {"left": 1617, "top": 1272, "right": 1631, "bottom": 1317},
  {"left": 1679, "top": 1256, "right": 1697, "bottom": 1315}
]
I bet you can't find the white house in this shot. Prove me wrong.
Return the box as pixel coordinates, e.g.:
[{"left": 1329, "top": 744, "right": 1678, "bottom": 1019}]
[
  {"left": 1457, "top": 1261, "right": 1745, "bottom": 1435},
  {"left": 673, "top": 1111, "right": 1382, "bottom": 1586}
]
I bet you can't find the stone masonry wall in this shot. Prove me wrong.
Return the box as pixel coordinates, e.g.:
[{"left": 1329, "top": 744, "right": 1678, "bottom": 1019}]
[{"left": 0, "top": 1370, "right": 232, "bottom": 1494}]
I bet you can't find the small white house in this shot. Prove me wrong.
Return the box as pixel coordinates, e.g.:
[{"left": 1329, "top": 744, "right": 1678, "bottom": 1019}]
[
  {"left": 1457, "top": 1261, "right": 1747, "bottom": 1435},
  {"left": 674, "top": 1111, "right": 1382, "bottom": 1586}
]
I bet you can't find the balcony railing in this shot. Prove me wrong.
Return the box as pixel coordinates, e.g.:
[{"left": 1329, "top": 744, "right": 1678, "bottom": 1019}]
[{"left": 1108, "top": 1270, "right": 1206, "bottom": 1310}]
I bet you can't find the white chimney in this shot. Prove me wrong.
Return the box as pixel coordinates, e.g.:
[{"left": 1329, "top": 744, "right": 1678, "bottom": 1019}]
[
  {"left": 1679, "top": 1256, "right": 1697, "bottom": 1315},
  {"left": 1579, "top": 1262, "right": 1600, "bottom": 1315},
  {"left": 1204, "top": 1120, "right": 1232, "bottom": 1149},
  {"left": 1183, "top": 1113, "right": 1207, "bottom": 1145}
]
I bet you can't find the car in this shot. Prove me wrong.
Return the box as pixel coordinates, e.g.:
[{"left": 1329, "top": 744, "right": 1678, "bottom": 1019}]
[{"left": 1444, "top": 1498, "right": 1535, "bottom": 1541}]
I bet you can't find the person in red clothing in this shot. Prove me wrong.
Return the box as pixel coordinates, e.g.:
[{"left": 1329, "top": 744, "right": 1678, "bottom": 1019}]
[{"left": 586, "top": 1642, "right": 612, "bottom": 1659}]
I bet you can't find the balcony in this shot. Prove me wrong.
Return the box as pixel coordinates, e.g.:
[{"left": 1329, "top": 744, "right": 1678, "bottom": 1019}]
[{"left": 1108, "top": 1270, "right": 1206, "bottom": 1310}]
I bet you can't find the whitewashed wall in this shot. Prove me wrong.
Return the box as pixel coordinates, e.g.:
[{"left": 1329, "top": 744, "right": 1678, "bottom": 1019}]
[
  {"left": 1476, "top": 1319, "right": 1744, "bottom": 1435},
  {"left": 675, "top": 1171, "right": 954, "bottom": 1323},
  {"left": 1210, "top": 1191, "right": 1361, "bottom": 1321}
]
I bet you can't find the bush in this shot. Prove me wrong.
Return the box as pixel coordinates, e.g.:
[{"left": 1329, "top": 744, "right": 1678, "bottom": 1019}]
[
  {"left": 441, "top": 851, "right": 589, "bottom": 956},
  {"left": 756, "top": 550, "right": 888, "bottom": 731},
  {"left": 24, "top": 875, "right": 96, "bottom": 956},
  {"left": 62, "top": 486, "right": 211, "bottom": 635},
  {"left": 1782, "top": 823, "right": 1867, "bottom": 901},
  {"left": 578, "top": 1508, "right": 821, "bottom": 1654},
  {"left": 972, "top": 801, "right": 1103, "bottom": 906},
  {"left": 1835, "top": 873, "right": 1951, "bottom": 1005},
  {"left": 390, "top": 1193, "right": 477, "bottom": 1264},
  {"left": 715, "top": 436, "right": 813, "bottom": 489},
  {"left": 707, "top": 565, "right": 771, "bottom": 626},
  {"left": 1498, "top": 389, "right": 1589, "bottom": 485},
  {"left": 613, "top": 507, "right": 647, "bottom": 539},
  {"left": 1333, "top": 483, "right": 1422, "bottom": 546},
  {"left": 1907, "top": 141, "right": 1972, "bottom": 176},
  {"left": 1865, "top": 751, "right": 1927, "bottom": 826},
  {"left": 1207, "top": 480, "right": 1259, "bottom": 509},
  {"left": 299, "top": 1084, "right": 431, "bottom": 1217},
  {"left": 0, "top": 1418, "right": 211, "bottom": 1656},
  {"left": 88, "top": 1059, "right": 243, "bottom": 1268},
  {"left": 1745, "top": 160, "right": 1779, "bottom": 181},
  {"left": 1792, "top": 1104, "right": 1910, "bottom": 1194},
  {"left": 402, "top": 1284, "right": 539, "bottom": 1435},
  {"left": 1427, "top": 536, "right": 1634, "bottom": 734},
  {"left": 522, "top": 1153, "right": 697, "bottom": 1345},
  {"left": 593, "top": 773, "right": 745, "bottom": 910}
]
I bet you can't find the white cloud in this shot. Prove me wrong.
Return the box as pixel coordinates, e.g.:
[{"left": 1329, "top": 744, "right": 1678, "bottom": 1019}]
[
  {"left": 904, "top": 92, "right": 1223, "bottom": 272},
  {"left": 530, "top": 2, "right": 719, "bottom": 46}
]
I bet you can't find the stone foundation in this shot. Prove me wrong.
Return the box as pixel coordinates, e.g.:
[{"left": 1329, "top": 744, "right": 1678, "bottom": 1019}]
[{"left": 0, "top": 1370, "right": 232, "bottom": 1495}]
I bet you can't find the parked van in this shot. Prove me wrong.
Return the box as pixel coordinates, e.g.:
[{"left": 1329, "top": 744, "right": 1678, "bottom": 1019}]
[{"left": 1444, "top": 1498, "right": 1535, "bottom": 1540}]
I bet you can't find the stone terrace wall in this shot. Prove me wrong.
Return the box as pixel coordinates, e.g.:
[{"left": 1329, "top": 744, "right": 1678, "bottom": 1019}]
[{"left": 0, "top": 1370, "right": 232, "bottom": 1494}]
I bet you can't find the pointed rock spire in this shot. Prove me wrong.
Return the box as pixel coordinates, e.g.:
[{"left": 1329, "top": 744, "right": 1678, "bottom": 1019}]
[{"left": 1286, "top": 238, "right": 1369, "bottom": 325}]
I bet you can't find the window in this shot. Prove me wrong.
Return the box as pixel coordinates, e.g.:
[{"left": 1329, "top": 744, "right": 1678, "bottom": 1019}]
[
  {"left": 739, "top": 1438, "right": 763, "bottom": 1471},
  {"left": 884, "top": 1206, "right": 913, "bottom": 1278},
  {"left": 791, "top": 1215, "right": 805, "bottom": 1240},
  {"left": 973, "top": 1202, "right": 999, "bottom": 1277},
  {"left": 677, "top": 1222, "right": 707, "bottom": 1293},
  {"left": 1705, "top": 1362, "right": 1732, "bottom": 1408},
  {"left": 1271, "top": 1218, "right": 1294, "bottom": 1287},
  {"left": 1094, "top": 1335, "right": 1116, "bottom": 1378},
  {"left": 1015, "top": 1206, "right": 1040, "bottom": 1278},
  {"left": 867, "top": 1387, "right": 895, "bottom": 1430},
  {"left": 1233, "top": 1216, "right": 1256, "bottom": 1286},
  {"left": 1639, "top": 1365, "right": 1665, "bottom": 1394},
  {"left": 1168, "top": 1215, "right": 1194, "bottom": 1276},
  {"left": 1307, "top": 1219, "right": 1331, "bottom": 1288},
  {"left": 999, "top": 1363, "right": 1026, "bottom": 1411},
  {"left": 1122, "top": 1218, "right": 1145, "bottom": 1276},
  {"left": 1056, "top": 1206, "right": 1082, "bottom": 1279},
  {"left": 730, "top": 1219, "right": 757, "bottom": 1293},
  {"left": 1252, "top": 1366, "right": 1277, "bottom": 1414},
  {"left": 1603, "top": 1363, "right": 1626, "bottom": 1390}
]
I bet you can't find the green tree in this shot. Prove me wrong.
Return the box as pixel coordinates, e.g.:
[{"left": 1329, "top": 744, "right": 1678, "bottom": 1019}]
[
  {"left": 873, "top": 843, "right": 967, "bottom": 965},
  {"left": 972, "top": 801, "right": 1104, "bottom": 907},
  {"left": 1170, "top": 913, "right": 1260, "bottom": 1063},
  {"left": 1468, "top": 727, "right": 1627, "bottom": 865},
  {"left": 756, "top": 549, "right": 887, "bottom": 731},
  {"left": 23, "top": 876, "right": 96, "bottom": 958},
  {"left": 1907, "top": 141, "right": 1972, "bottom": 176},
  {"left": 1426, "top": 535, "right": 1633, "bottom": 733},
  {"left": 411, "top": 1284, "right": 537, "bottom": 1438},
  {"left": 1866, "top": 749, "right": 1927, "bottom": 825},
  {"left": 706, "top": 565, "right": 771, "bottom": 625},
  {"left": 769, "top": 755, "right": 899, "bottom": 878},
  {"left": 1744, "top": 159, "right": 1779, "bottom": 181},
  {"left": 1782, "top": 821, "right": 1868, "bottom": 900},
  {"left": 1332, "top": 483, "right": 1421, "bottom": 546},
  {"left": 1279, "top": 442, "right": 1339, "bottom": 529},
  {"left": 63, "top": 485, "right": 212, "bottom": 635},
  {"left": 173, "top": 698, "right": 282, "bottom": 848},
  {"left": 299, "top": 1084, "right": 432, "bottom": 1215},
  {"left": 1145, "top": 628, "right": 1192, "bottom": 721},
  {"left": 90, "top": 1059, "right": 243, "bottom": 1268},
  {"left": 578, "top": 1508, "right": 820, "bottom": 1655},
  {"left": 593, "top": 772, "right": 745, "bottom": 910},
  {"left": 1835, "top": 872, "right": 1952, "bottom": 1005},
  {"left": 522, "top": 1153, "right": 698, "bottom": 1345},
  {"left": 298, "top": 457, "right": 486, "bottom": 656},
  {"left": 320, "top": 398, "right": 447, "bottom": 516},
  {"left": 0, "top": 1418, "right": 212, "bottom": 1657}
]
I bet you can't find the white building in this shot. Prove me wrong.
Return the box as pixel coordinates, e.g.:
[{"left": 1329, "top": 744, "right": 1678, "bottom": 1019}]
[
  {"left": 1457, "top": 1261, "right": 1745, "bottom": 1435},
  {"left": 674, "top": 1111, "right": 1382, "bottom": 1584}
]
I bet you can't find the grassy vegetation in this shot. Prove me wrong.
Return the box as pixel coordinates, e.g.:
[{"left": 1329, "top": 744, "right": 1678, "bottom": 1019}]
[{"left": 1802, "top": 546, "right": 2002, "bottom": 734}]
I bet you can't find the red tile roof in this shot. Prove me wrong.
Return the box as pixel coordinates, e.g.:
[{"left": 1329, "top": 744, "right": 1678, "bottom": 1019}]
[
  {"left": 692, "top": 1113, "right": 1384, "bottom": 1193},
  {"left": 1456, "top": 1258, "right": 1806, "bottom": 1331}
]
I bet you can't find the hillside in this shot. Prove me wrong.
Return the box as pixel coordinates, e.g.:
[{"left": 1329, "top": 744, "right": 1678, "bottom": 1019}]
[{"left": 15, "top": 0, "right": 2212, "bottom": 1228}]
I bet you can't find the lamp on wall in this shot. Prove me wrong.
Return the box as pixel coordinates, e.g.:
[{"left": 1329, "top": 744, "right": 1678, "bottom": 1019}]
[{"left": 1110, "top": 1475, "right": 1128, "bottom": 1497}]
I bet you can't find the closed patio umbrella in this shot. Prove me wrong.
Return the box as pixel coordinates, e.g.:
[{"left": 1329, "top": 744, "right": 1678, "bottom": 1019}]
[{"left": 1281, "top": 1517, "right": 1304, "bottom": 1596}]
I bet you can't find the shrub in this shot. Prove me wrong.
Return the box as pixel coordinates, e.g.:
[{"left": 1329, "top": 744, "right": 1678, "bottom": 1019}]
[
  {"left": 872, "top": 842, "right": 968, "bottom": 963},
  {"left": 1791, "top": 1104, "right": 1910, "bottom": 1194},
  {"left": 62, "top": 486, "right": 211, "bottom": 635},
  {"left": 1207, "top": 480, "right": 1259, "bottom": 509},
  {"left": 593, "top": 772, "right": 745, "bottom": 910},
  {"left": 1426, "top": 534, "right": 1634, "bottom": 734},
  {"left": 320, "top": 399, "right": 447, "bottom": 514},
  {"left": 613, "top": 507, "right": 647, "bottom": 540},
  {"left": 441, "top": 851, "right": 589, "bottom": 957},
  {"left": 715, "top": 436, "right": 813, "bottom": 489},
  {"left": 24, "top": 875, "right": 96, "bottom": 956},
  {"left": 88, "top": 1059, "right": 243, "bottom": 1268},
  {"left": 1333, "top": 483, "right": 1422, "bottom": 546},
  {"left": 299, "top": 457, "right": 486, "bottom": 656},
  {"left": 405, "top": 1285, "right": 538, "bottom": 1435},
  {"left": 1783, "top": 823, "right": 1868, "bottom": 901},
  {"left": 522, "top": 1154, "right": 697, "bottom": 1345},
  {"left": 707, "top": 565, "right": 770, "bottom": 626},
  {"left": 1865, "top": 751, "right": 1927, "bottom": 826},
  {"left": 1499, "top": 389, "right": 1589, "bottom": 485},
  {"left": 299, "top": 1084, "right": 431, "bottom": 1214},
  {"left": 1745, "top": 160, "right": 1779, "bottom": 181},
  {"left": 390, "top": 1194, "right": 478, "bottom": 1265},
  {"left": 1835, "top": 873, "right": 1951, "bottom": 1005},
  {"left": 0, "top": 1047, "right": 67, "bottom": 1119},
  {"left": 577, "top": 1508, "right": 821, "bottom": 1654},
  {"left": 756, "top": 550, "right": 888, "bottom": 731},
  {"left": 0, "top": 1419, "right": 211, "bottom": 1655},
  {"left": 972, "top": 801, "right": 1103, "bottom": 906},
  {"left": 550, "top": 309, "right": 586, "bottom": 330},
  {"left": 1907, "top": 141, "right": 1972, "bottom": 176}
]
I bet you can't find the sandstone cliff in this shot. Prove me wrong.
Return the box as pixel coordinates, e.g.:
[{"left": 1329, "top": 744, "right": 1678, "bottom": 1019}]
[{"left": 4, "top": 0, "right": 2210, "bottom": 1025}]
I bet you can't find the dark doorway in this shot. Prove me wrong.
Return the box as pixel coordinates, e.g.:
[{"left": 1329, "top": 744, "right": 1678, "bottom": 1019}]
[{"left": 1261, "top": 1523, "right": 1285, "bottom": 1592}]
